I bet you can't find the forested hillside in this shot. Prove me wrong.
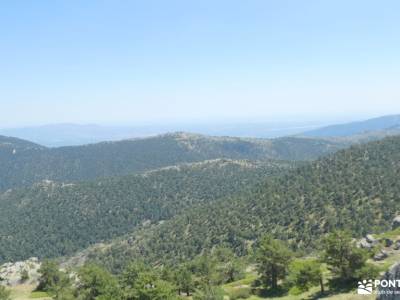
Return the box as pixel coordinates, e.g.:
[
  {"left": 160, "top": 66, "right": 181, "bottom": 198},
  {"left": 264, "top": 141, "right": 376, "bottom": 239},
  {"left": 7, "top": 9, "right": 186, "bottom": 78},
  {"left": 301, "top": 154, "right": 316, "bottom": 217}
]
[
  {"left": 86, "top": 136, "right": 400, "bottom": 268},
  {"left": 0, "top": 132, "right": 346, "bottom": 191},
  {"left": 0, "top": 159, "right": 292, "bottom": 263}
]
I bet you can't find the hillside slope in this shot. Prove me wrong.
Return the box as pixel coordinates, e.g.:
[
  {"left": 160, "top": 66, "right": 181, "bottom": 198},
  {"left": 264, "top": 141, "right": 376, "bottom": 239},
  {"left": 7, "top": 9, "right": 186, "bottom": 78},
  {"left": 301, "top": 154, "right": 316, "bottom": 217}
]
[
  {"left": 0, "top": 135, "right": 44, "bottom": 150},
  {"left": 87, "top": 136, "right": 400, "bottom": 267},
  {"left": 0, "top": 159, "right": 291, "bottom": 263},
  {"left": 0, "top": 132, "right": 346, "bottom": 191}
]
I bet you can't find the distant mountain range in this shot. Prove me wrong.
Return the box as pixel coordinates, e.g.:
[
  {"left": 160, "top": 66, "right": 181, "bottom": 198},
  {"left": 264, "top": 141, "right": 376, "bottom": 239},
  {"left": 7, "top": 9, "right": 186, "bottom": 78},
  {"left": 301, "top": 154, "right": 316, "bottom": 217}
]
[
  {"left": 0, "top": 124, "right": 152, "bottom": 147},
  {"left": 301, "top": 114, "right": 400, "bottom": 137},
  {"left": 1, "top": 115, "right": 400, "bottom": 147},
  {"left": 0, "top": 121, "right": 326, "bottom": 147}
]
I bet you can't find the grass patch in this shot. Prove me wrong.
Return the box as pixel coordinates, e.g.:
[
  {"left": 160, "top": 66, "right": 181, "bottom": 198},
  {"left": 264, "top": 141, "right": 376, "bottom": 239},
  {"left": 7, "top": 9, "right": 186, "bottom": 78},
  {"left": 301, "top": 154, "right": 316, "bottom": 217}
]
[
  {"left": 227, "top": 287, "right": 252, "bottom": 300},
  {"left": 374, "top": 228, "right": 400, "bottom": 240},
  {"left": 224, "top": 273, "right": 258, "bottom": 288},
  {"left": 241, "top": 285, "right": 320, "bottom": 300},
  {"left": 30, "top": 291, "right": 49, "bottom": 299}
]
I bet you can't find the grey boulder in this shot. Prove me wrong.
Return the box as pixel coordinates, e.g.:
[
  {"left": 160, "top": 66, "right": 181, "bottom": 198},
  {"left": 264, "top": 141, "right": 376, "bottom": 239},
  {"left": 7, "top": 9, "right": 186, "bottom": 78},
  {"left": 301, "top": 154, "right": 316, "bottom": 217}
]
[
  {"left": 392, "top": 216, "right": 400, "bottom": 230},
  {"left": 374, "top": 250, "right": 388, "bottom": 261}
]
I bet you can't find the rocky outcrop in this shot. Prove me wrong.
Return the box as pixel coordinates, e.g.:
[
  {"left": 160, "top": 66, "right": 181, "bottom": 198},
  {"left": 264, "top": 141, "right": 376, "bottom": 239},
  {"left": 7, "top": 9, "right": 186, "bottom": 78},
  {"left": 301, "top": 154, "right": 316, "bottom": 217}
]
[
  {"left": 358, "top": 238, "right": 374, "bottom": 249},
  {"left": 394, "top": 240, "right": 400, "bottom": 251},
  {"left": 358, "top": 234, "right": 379, "bottom": 249},
  {"left": 366, "top": 234, "right": 377, "bottom": 244},
  {"left": 0, "top": 257, "right": 41, "bottom": 286},
  {"left": 392, "top": 216, "right": 400, "bottom": 230},
  {"left": 377, "top": 262, "right": 400, "bottom": 300},
  {"left": 374, "top": 250, "right": 388, "bottom": 261}
]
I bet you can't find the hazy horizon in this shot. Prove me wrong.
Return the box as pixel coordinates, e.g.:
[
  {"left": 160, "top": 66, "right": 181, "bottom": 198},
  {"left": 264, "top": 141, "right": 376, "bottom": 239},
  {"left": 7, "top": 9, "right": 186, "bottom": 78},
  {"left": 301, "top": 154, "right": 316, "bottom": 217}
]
[
  {"left": 0, "top": 112, "right": 380, "bottom": 129},
  {"left": 2, "top": 112, "right": 400, "bottom": 147}
]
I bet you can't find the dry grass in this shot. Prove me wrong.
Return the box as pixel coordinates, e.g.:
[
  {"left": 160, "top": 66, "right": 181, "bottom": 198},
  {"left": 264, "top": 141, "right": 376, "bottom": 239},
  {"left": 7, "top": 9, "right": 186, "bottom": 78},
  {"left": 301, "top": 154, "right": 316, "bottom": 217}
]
[{"left": 8, "top": 284, "right": 50, "bottom": 300}]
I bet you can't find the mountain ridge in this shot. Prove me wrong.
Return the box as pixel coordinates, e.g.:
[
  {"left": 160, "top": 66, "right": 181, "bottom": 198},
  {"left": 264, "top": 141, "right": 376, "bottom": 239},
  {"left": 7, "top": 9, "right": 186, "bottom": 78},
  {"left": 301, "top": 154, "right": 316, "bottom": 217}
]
[
  {"left": 302, "top": 114, "right": 400, "bottom": 137},
  {"left": 0, "top": 135, "right": 44, "bottom": 150},
  {"left": 0, "top": 132, "right": 347, "bottom": 192}
]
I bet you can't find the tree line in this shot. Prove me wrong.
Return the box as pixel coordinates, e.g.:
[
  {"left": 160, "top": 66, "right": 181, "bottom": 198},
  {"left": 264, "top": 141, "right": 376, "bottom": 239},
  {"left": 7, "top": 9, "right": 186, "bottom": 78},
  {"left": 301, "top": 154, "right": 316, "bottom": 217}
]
[{"left": 3, "top": 230, "right": 377, "bottom": 300}]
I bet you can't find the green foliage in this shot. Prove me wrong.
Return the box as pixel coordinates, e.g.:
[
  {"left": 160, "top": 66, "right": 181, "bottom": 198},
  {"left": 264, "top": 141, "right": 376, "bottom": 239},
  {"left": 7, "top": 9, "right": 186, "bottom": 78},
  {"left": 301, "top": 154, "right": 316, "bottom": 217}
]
[
  {"left": 51, "top": 285, "right": 76, "bottom": 300},
  {"left": 41, "top": 263, "right": 178, "bottom": 300},
  {"left": 120, "top": 261, "right": 177, "bottom": 300},
  {"left": 192, "top": 285, "right": 225, "bottom": 300},
  {"left": 355, "top": 263, "right": 381, "bottom": 280},
  {"left": 321, "top": 231, "right": 368, "bottom": 283},
  {"left": 0, "top": 286, "right": 11, "bottom": 300},
  {"left": 120, "top": 261, "right": 148, "bottom": 290},
  {"left": 213, "top": 248, "right": 245, "bottom": 284},
  {"left": 76, "top": 264, "right": 122, "bottom": 300},
  {"left": 36, "top": 266, "right": 74, "bottom": 300},
  {"left": 37, "top": 261, "right": 68, "bottom": 292},
  {"left": 287, "top": 259, "right": 323, "bottom": 293},
  {"left": 76, "top": 265, "right": 121, "bottom": 300},
  {"left": 127, "top": 275, "right": 177, "bottom": 300},
  {"left": 227, "top": 287, "right": 252, "bottom": 300},
  {"left": 174, "top": 265, "right": 194, "bottom": 296},
  {"left": 190, "top": 255, "right": 219, "bottom": 285},
  {"left": 255, "top": 235, "right": 293, "bottom": 289}
]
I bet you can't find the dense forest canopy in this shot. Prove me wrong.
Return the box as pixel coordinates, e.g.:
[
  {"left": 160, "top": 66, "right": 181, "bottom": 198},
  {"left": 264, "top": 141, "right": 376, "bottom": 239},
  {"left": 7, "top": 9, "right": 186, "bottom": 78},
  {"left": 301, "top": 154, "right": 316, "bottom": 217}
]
[{"left": 0, "top": 159, "right": 292, "bottom": 263}]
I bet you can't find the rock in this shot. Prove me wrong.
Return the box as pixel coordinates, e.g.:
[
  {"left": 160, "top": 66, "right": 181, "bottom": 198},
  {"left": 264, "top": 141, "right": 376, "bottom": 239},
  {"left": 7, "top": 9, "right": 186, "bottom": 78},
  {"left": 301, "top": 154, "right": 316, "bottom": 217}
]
[
  {"left": 392, "top": 216, "right": 400, "bottom": 230},
  {"left": 0, "top": 258, "right": 41, "bottom": 287},
  {"left": 374, "top": 250, "right": 388, "bottom": 261},
  {"left": 358, "top": 238, "right": 373, "bottom": 249},
  {"left": 394, "top": 240, "right": 400, "bottom": 250},
  {"left": 384, "top": 238, "right": 394, "bottom": 247},
  {"left": 377, "top": 262, "right": 400, "bottom": 299},
  {"left": 127, "top": 237, "right": 134, "bottom": 245},
  {"left": 358, "top": 234, "right": 379, "bottom": 250},
  {"left": 366, "top": 234, "right": 377, "bottom": 244}
]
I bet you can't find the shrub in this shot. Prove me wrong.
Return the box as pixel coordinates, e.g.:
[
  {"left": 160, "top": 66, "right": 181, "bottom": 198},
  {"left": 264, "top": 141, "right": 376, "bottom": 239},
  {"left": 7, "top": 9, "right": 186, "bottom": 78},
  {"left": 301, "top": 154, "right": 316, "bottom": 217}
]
[
  {"left": 19, "top": 268, "right": 29, "bottom": 283},
  {"left": 0, "top": 286, "right": 11, "bottom": 300},
  {"left": 228, "top": 287, "right": 252, "bottom": 299},
  {"left": 288, "top": 286, "right": 303, "bottom": 295}
]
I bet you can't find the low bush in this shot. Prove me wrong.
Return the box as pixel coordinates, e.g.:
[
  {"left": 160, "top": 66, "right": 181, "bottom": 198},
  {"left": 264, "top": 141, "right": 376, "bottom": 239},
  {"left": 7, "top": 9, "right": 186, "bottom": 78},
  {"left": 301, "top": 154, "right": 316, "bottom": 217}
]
[{"left": 228, "top": 287, "right": 252, "bottom": 300}]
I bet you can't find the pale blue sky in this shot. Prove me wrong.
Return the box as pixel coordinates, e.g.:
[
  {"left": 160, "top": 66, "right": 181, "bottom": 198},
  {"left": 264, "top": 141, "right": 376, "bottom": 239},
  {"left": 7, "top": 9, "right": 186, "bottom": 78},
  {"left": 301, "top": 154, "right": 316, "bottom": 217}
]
[{"left": 1, "top": 0, "right": 400, "bottom": 127}]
